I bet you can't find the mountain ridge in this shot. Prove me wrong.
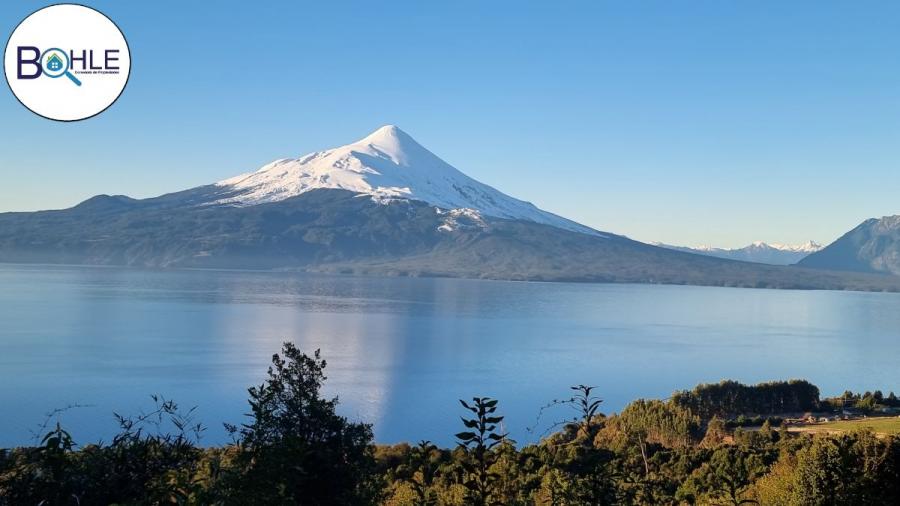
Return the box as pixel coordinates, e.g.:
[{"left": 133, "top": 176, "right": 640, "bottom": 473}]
[
  {"left": 655, "top": 241, "right": 823, "bottom": 265},
  {"left": 2, "top": 188, "right": 899, "bottom": 292},
  {"left": 799, "top": 215, "right": 900, "bottom": 275},
  {"left": 2, "top": 126, "right": 900, "bottom": 292}
]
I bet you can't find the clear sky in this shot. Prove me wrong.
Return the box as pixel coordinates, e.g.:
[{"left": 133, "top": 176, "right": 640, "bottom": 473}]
[{"left": 1, "top": 1, "right": 898, "bottom": 248}]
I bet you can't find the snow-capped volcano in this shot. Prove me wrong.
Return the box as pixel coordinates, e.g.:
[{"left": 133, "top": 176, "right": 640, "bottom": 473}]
[
  {"left": 4, "top": 130, "right": 900, "bottom": 290},
  {"left": 215, "top": 125, "right": 597, "bottom": 235}
]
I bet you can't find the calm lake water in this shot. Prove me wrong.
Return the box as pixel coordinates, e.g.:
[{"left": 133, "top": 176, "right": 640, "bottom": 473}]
[{"left": 1, "top": 263, "right": 899, "bottom": 447}]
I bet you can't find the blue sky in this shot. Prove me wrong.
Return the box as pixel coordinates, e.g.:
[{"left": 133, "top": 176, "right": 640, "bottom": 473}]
[{"left": 1, "top": 1, "right": 898, "bottom": 247}]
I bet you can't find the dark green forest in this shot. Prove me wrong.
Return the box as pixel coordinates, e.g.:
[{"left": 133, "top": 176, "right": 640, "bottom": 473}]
[{"left": 2, "top": 343, "right": 899, "bottom": 505}]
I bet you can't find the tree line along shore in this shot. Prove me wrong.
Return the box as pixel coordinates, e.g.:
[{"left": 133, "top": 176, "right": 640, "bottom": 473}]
[{"left": 2, "top": 342, "right": 900, "bottom": 505}]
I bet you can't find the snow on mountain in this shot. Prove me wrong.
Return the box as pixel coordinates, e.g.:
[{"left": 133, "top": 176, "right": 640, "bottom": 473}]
[
  {"left": 655, "top": 241, "right": 823, "bottom": 265},
  {"left": 216, "top": 125, "right": 599, "bottom": 236},
  {"left": 744, "top": 241, "right": 823, "bottom": 253},
  {"left": 436, "top": 208, "right": 486, "bottom": 233}
]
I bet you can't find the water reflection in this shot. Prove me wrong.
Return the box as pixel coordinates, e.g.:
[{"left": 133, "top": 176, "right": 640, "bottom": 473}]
[{"left": 1, "top": 264, "right": 899, "bottom": 446}]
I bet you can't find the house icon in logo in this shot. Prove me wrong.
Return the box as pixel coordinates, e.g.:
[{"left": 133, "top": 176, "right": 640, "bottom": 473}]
[{"left": 46, "top": 53, "right": 64, "bottom": 72}]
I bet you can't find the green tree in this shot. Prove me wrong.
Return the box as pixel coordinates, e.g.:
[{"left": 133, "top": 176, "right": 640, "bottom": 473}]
[
  {"left": 225, "top": 343, "right": 377, "bottom": 505},
  {"left": 400, "top": 440, "right": 439, "bottom": 506},
  {"left": 701, "top": 416, "right": 727, "bottom": 447},
  {"left": 614, "top": 399, "right": 700, "bottom": 476},
  {"left": 455, "top": 397, "right": 508, "bottom": 506},
  {"left": 678, "top": 446, "right": 766, "bottom": 505}
]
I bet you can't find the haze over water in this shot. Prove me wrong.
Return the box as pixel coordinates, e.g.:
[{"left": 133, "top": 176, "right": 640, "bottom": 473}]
[{"left": 1, "top": 264, "right": 898, "bottom": 447}]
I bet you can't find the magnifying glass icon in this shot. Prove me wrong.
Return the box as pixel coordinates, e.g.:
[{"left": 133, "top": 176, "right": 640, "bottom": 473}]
[{"left": 40, "top": 48, "right": 82, "bottom": 86}]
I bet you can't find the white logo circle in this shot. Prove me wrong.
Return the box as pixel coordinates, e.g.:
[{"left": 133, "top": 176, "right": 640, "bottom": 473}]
[{"left": 4, "top": 4, "right": 131, "bottom": 121}]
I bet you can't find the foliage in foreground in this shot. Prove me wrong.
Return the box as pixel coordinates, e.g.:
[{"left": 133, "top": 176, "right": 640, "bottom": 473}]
[{"left": 2, "top": 343, "right": 900, "bottom": 505}]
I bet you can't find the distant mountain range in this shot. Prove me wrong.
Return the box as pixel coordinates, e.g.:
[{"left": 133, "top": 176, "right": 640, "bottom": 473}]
[
  {"left": 655, "top": 241, "right": 823, "bottom": 265},
  {"left": 1, "top": 125, "right": 899, "bottom": 291},
  {"left": 799, "top": 216, "right": 900, "bottom": 275}
]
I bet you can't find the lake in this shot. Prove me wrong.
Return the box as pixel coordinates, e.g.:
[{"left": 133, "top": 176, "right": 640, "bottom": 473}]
[{"left": 1, "top": 263, "right": 899, "bottom": 447}]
